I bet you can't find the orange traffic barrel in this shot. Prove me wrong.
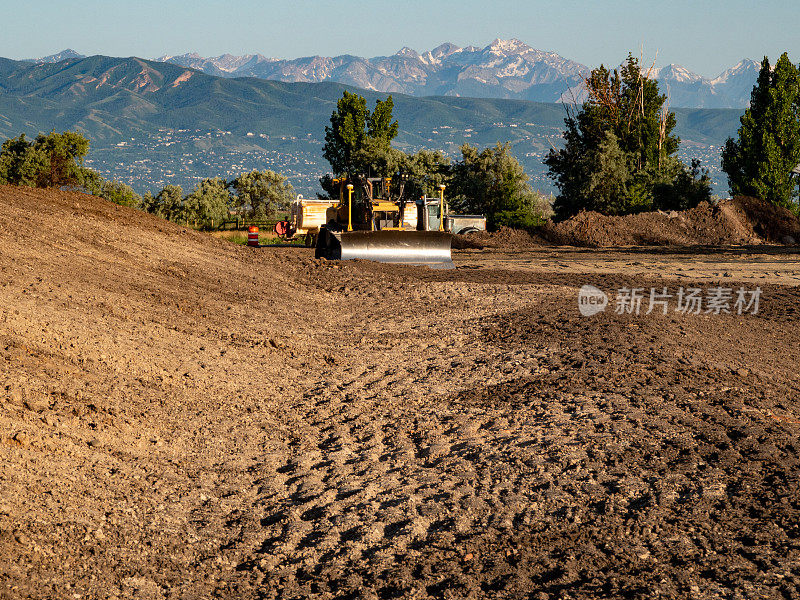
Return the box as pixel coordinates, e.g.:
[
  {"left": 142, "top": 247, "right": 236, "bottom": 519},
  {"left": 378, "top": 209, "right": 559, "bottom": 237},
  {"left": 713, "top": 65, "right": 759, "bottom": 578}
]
[{"left": 247, "top": 226, "right": 259, "bottom": 247}]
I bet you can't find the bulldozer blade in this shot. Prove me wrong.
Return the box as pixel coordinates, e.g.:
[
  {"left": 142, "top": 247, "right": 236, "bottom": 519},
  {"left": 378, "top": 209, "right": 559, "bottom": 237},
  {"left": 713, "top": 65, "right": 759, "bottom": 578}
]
[{"left": 328, "top": 230, "right": 454, "bottom": 269}]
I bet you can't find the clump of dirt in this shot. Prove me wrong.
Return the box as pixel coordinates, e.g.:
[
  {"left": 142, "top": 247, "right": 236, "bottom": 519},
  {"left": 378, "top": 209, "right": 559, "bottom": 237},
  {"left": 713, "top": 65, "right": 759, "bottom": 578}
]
[{"left": 454, "top": 196, "right": 800, "bottom": 249}]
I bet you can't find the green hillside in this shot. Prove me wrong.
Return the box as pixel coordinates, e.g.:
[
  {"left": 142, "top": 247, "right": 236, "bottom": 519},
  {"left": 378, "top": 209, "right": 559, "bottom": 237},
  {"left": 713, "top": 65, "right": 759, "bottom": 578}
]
[{"left": 0, "top": 55, "right": 743, "bottom": 195}]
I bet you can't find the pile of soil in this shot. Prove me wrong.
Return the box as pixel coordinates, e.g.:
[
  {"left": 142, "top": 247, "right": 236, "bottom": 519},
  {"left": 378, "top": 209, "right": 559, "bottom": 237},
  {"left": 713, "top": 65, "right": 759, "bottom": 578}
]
[
  {"left": 2, "top": 185, "right": 800, "bottom": 599},
  {"left": 454, "top": 196, "right": 800, "bottom": 249},
  {"left": 735, "top": 195, "right": 800, "bottom": 243},
  {"left": 452, "top": 226, "right": 549, "bottom": 250}
]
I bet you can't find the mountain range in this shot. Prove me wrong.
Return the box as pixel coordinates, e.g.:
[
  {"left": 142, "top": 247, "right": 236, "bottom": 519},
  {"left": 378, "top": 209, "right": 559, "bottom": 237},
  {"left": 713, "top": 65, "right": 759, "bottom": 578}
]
[
  {"left": 152, "top": 39, "right": 760, "bottom": 109},
  {"left": 28, "top": 41, "right": 761, "bottom": 108},
  {"left": 0, "top": 53, "right": 743, "bottom": 195}
]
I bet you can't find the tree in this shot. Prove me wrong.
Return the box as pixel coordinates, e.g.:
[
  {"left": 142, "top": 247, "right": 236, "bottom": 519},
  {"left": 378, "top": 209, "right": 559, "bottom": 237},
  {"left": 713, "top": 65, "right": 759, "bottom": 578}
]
[
  {"left": 0, "top": 134, "right": 46, "bottom": 186},
  {"left": 0, "top": 130, "right": 89, "bottom": 188},
  {"left": 653, "top": 158, "right": 712, "bottom": 211},
  {"left": 721, "top": 54, "right": 800, "bottom": 209},
  {"left": 33, "top": 131, "right": 90, "bottom": 187},
  {"left": 367, "top": 96, "right": 399, "bottom": 143},
  {"left": 184, "top": 177, "right": 230, "bottom": 227},
  {"left": 322, "top": 91, "right": 399, "bottom": 178},
  {"left": 77, "top": 169, "right": 141, "bottom": 208},
  {"left": 449, "top": 143, "right": 545, "bottom": 228},
  {"left": 143, "top": 185, "right": 185, "bottom": 222},
  {"left": 545, "top": 54, "right": 709, "bottom": 219},
  {"left": 0, "top": 131, "right": 145, "bottom": 210},
  {"left": 323, "top": 91, "right": 369, "bottom": 177},
  {"left": 98, "top": 179, "right": 141, "bottom": 208},
  {"left": 229, "top": 170, "right": 293, "bottom": 218},
  {"left": 403, "top": 150, "right": 452, "bottom": 200},
  {"left": 352, "top": 138, "right": 407, "bottom": 183},
  {"left": 140, "top": 191, "right": 157, "bottom": 213},
  {"left": 77, "top": 168, "right": 104, "bottom": 196}
]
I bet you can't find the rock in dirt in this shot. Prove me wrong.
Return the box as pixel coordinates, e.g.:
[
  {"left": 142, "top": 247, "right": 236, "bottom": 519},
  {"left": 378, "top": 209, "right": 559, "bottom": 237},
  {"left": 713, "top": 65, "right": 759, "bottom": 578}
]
[
  {"left": 5, "top": 386, "right": 25, "bottom": 407},
  {"left": 23, "top": 395, "right": 49, "bottom": 413},
  {"left": 14, "top": 531, "right": 30, "bottom": 546}
]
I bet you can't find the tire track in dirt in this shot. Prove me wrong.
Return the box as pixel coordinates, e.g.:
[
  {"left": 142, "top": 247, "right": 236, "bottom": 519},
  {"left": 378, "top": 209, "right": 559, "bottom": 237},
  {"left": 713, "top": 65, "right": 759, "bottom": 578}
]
[
  {"left": 222, "top": 282, "right": 559, "bottom": 598},
  {"left": 223, "top": 272, "right": 800, "bottom": 599}
]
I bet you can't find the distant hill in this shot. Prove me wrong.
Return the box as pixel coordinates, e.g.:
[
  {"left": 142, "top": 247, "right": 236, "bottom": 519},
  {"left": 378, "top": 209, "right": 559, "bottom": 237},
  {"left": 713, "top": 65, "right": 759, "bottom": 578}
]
[
  {"left": 159, "top": 39, "right": 760, "bottom": 109},
  {"left": 0, "top": 54, "right": 744, "bottom": 196}
]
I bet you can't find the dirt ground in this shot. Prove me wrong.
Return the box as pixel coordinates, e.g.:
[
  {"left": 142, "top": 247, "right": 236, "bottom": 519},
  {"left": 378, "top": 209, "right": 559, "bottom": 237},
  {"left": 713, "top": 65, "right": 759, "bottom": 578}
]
[{"left": 1, "top": 186, "right": 800, "bottom": 599}]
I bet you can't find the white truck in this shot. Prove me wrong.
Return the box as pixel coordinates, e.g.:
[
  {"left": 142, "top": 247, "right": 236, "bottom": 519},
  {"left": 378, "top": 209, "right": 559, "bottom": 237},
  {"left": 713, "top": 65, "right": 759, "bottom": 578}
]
[{"left": 416, "top": 197, "right": 486, "bottom": 234}]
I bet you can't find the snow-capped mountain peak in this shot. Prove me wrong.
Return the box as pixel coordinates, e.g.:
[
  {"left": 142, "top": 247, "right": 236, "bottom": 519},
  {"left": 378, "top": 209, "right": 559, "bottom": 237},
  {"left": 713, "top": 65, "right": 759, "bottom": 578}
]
[
  {"left": 395, "top": 46, "right": 421, "bottom": 59},
  {"left": 654, "top": 64, "right": 705, "bottom": 84},
  {"left": 154, "top": 44, "right": 762, "bottom": 108},
  {"left": 711, "top": 58, "right": 760, "bottom": 85},
  {"left": 27, "top": 49, "right": 85, "bottom": 63},
  {"left": 430, "top": 43, "right": 461, "bottom": 59},
  {"left": 487, "top": 38, "right": 529, "bottom": 55}
]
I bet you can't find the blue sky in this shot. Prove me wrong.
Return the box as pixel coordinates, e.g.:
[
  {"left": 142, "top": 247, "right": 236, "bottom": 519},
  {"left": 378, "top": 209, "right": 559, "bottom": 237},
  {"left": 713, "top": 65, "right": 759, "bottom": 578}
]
[{"left": 1, "top": 0, "right": 797, "bottom": 77}]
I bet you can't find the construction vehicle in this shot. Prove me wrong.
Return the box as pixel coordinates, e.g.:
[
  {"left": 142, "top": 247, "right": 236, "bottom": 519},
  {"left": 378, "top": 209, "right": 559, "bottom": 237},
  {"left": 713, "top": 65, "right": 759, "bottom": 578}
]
[
  {"left": 273, "top": 195, "right": 339, "bottom": 246},
  {"left": 314, "top": 176, "right": 454, "bottom": 268},
  {"left": 417, "top": 196, "right": 487, "bottom": 234}
]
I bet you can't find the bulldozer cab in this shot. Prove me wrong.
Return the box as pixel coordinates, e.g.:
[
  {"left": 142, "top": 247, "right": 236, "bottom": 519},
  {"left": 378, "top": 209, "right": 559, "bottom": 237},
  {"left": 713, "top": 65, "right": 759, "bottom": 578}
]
[
  {"left": 365, "top": 177, "right": 404, "bottom": 230},
  {"left": 331, "top": 176, "right": 408, "bottom": 231}
]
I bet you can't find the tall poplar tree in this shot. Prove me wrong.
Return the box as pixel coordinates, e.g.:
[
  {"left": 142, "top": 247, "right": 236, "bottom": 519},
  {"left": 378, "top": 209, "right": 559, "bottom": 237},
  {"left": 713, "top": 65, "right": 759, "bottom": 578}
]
[
  {"left": 721, "top": 53, "right": 800, "bottom": 209},
  {"left": 322, "top": 92, "right": 398, "bottom": 177}
]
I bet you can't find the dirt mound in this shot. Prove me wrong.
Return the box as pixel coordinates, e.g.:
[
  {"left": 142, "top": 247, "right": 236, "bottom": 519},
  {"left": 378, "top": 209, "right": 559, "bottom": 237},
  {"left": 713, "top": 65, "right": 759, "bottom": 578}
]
[
  {"left": 455, "top": 197, "right": 800, "bottom": 249},
  {"left": 542, "top": 196, "right": 800, "bottom": 247},
  {"left": 0, "top": 185, "right": 338, "bottom": 599},
  {"left": 734, "top": 195, "right": 800, "bottom": 243}
]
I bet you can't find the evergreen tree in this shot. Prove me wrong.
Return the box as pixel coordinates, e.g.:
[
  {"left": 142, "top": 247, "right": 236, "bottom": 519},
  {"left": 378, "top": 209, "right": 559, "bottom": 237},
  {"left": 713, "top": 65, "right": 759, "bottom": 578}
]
[
  {"left": 323, "top": 91, "right": 369, "bottom": 177},
  {"left": 367, "top": 96, "right": 399, "bottom": 143},
  {"left": 721, "top": 54, "right": 800, "bottom": 209},
  {"left": 546, "top": 54, "right": 709, "bottom": 219}
]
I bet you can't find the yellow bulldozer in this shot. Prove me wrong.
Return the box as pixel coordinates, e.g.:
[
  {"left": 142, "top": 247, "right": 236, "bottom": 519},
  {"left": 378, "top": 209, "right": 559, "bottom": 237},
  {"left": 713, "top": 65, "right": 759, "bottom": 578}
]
[{"left": 314, "top": 176, "right": 454, "bottom": 268}]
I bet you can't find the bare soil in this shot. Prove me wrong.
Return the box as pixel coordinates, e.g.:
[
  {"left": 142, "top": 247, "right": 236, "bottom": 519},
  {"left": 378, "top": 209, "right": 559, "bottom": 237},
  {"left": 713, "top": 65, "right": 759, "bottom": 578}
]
[{"left": 1, "top": 186, "right": 800, "bottom": 599}]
